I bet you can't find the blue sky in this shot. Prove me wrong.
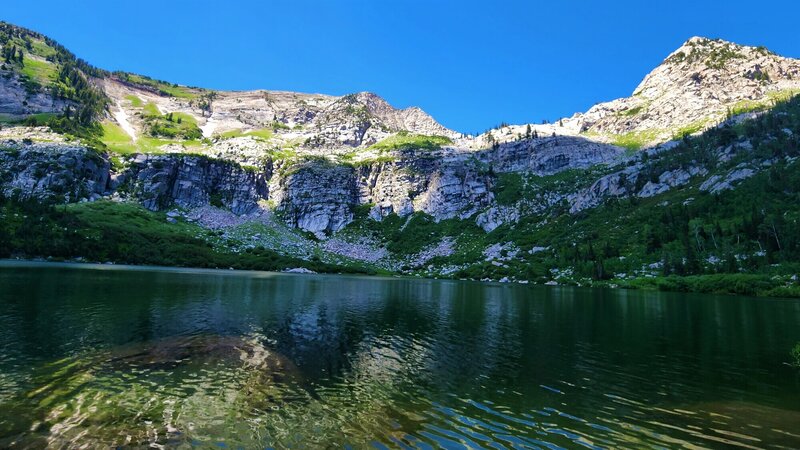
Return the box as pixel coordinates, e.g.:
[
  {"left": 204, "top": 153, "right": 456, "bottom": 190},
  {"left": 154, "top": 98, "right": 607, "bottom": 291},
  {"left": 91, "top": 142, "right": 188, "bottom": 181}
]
[{"left": 4, "top": 0, "right": 800, "bottom": 133}]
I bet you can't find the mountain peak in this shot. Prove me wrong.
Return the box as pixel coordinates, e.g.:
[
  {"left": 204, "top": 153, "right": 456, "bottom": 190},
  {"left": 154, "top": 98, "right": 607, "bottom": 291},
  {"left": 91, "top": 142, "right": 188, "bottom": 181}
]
[
  {"left": 478, "top": 36, "right": 800, "bottom": 150},
  {"left": 569, "top": 36, "right": 800, "bottom": 148}
]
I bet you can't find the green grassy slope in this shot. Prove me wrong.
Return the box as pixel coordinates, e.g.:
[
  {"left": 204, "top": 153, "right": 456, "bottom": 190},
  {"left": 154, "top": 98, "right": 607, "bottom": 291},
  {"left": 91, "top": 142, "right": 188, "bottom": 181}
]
[
  {"left": 0, "top": 22, "right": 108, "bottom": 135},
  {"left": 0, "top": 199, "right": 372, "bottom": 275}
]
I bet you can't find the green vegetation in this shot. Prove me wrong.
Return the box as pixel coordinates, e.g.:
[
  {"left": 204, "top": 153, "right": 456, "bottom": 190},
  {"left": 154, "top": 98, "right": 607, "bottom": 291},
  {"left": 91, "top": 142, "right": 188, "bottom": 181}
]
[
  {"left": 270, "top": 121, "right": 290, "bottom": 131},
  {"left": 0, "top": 22, "right": 109, "bottom": 136},
  {"left": 270, "top": 147, "right": 299, "bottom": 159},
  {"left": 727, "top": 90, "right": 800, "bottom": 118},
  {"left": 346, "top": 209, "right": 484, "bottom": 258},
  {"left": 612, "top": 274, "right": 800, "bottom": 298},
  {"left": 596, "top": 118, "right": 712, "bottom": 151},
  {"left": 216, "top": 128, "right": 273, "bottom": 141},
  {"left": 791, "top": 343, "right": 800, "bottom": 368},
  {"left": 493, "top": 96, "right": 800, "bottom": 293},
  {"left": 492, "top": 168, "right": 611, "bottom": 206},
  {"left": 620, "top": 104, "right": 646, "bottom": 117},
  {"left": 767, "top": 89, "right": 800, "bottom": 103},
  {"left": 609, "top": 129, "right": 660, "bottom": 151},
  {"left": 141, "top": 109, "right": 203, "bottom": 140},
  {"left": 703, "top": 44, "right": 746, "bottom": 69},
  {"left": 142, "top": 102, "right": 160, "bottom": 117},
  {"left": 100, "top": 122, "right": 203, "bottom": 154},
  {"left": 667, "top": 39, "right": 746, "bottom": 69},
  {"left": 99, "top": 122, "right": 137, "bottom": 153},
  {"left": 113, "top": 72, "right": 202, "bottom": 100},
  {"left": 368, "top": 131, "right": 452, "bottom": 152},
  {"left": 0, "top": 112, "right": 58, "bottom": 127},
  {"left": 534, "top": 167, "right": 614, "bottom": 192},
  {"left": 19, "top": 56, "right": 58, "bottom": 84},
  {"left": 248, "top": 128, "right": 275, "bottom": 139},
  {"left": 124, "top": 94, "right": 143, "bottom": 107},
  {"left": 0, "top": 198, "right": 367, "bottom": 274},
  {"left": 729, "top": 99, "right": 772, "bottom": 117},
  {"left": 339, "top": 152, "right": 396, "bottom": 166},
  {"left": 470, "top": 161, "right": 800, "bottom": 294},
  {"left": 674, "top": 118, "right": 709, "bottom": 139},
  {"left": 335, "top": 94, "right": 800, "bottom": 297},
  {"left": 493, "top": 173, "right": 527, "bottom": 205}
]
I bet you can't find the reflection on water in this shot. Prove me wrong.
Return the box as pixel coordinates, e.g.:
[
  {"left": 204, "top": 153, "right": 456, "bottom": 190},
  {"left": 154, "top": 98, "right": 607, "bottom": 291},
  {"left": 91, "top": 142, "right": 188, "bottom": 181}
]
[{"left": 0, "top": 261, "right": 799, "bottom": 448}]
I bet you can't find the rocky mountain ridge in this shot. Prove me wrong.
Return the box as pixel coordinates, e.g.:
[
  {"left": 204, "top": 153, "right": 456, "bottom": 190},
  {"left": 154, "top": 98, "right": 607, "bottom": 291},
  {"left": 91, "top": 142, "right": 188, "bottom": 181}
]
[
  {"left": 478, "top": 37, "right": 800, "bottom": 149},
  {"left": 1, "top": 21, "right": 799, "bottom": 286}
]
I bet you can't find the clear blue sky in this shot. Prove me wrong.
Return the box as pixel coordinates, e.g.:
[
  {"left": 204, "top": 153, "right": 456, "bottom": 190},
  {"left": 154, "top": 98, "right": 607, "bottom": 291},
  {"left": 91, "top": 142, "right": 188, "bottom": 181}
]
[{"left": 4, "top": 0, "right": 800, "bottom": 133}]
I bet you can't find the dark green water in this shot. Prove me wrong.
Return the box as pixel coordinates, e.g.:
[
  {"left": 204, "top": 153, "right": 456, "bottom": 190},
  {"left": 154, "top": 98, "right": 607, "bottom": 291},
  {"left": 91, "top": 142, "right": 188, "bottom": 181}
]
[{"left": 0, "top": 261, "right": 799, "bottom": 449}]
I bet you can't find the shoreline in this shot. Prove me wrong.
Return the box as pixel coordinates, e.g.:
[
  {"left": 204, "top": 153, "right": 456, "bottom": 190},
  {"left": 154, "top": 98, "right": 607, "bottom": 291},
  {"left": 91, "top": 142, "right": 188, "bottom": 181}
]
[{"left": 2, "top": 258, "right": 798, "bottom": 300}]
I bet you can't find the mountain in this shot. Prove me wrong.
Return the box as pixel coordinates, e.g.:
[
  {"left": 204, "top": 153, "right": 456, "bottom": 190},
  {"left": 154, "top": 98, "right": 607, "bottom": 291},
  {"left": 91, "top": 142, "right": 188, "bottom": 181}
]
[
  {"left": 477, "top": 37, "right": 800, "bottom": 149},
  {"left": 0, "top": 22, "right": 798, "bottom": 297}
]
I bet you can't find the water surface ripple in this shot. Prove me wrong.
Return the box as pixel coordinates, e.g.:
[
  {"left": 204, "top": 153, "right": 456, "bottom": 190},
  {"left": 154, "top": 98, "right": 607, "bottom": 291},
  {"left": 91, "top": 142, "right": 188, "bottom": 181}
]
[{"left": 0, "top": 261, "right": 799, "bottom": 448}]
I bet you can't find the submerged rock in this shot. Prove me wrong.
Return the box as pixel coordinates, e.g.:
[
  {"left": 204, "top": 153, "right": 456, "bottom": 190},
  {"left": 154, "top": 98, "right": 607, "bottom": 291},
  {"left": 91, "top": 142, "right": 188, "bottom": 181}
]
[
  {"left": 2, "top": 334, "right": 305, "bottom": 449},
  {"left": 283, "top": 267, "right": 316, "bottom": 274}
]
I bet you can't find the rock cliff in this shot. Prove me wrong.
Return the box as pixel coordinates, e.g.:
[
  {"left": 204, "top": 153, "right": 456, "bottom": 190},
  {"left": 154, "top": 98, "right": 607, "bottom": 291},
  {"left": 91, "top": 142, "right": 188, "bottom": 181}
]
[{"left": 1, "top": 20, "right": 799, "bottom": 276}]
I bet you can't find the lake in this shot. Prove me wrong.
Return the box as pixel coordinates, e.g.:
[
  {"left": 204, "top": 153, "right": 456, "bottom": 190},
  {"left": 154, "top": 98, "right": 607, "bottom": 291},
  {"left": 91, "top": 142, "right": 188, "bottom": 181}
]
[{"left": 0, "top": 261, "right": 799, "bottom": 449}]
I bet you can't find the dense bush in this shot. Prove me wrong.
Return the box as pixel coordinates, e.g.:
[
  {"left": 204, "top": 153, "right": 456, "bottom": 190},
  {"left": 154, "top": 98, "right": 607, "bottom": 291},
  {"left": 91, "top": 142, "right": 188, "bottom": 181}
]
[
  {"left": 0, "top": 197, "right": 368, "bottom": 275},
  {"left": 792, "top": 343, "right": 800, "bottom": 367}
]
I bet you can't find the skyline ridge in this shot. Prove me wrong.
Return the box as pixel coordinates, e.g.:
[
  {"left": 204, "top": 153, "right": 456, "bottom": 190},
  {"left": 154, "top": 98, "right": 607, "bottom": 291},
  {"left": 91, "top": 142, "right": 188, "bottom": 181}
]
[{"left": 4, "top": 0, "right": 800, "bottom": 133}]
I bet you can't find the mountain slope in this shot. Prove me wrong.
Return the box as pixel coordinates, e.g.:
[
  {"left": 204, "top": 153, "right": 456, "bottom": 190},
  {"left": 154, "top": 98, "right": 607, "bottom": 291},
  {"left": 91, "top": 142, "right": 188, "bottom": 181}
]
[
  {"left": 480, "top": 37, "right": 800, "bottom": 150},
  {"left": 102, "top": 77, "right": 460, "bottom": 149},
  {"left": 580, "top": 37, "right": 800, "bottom": 143},
  {"left": 0, "top": 22, "right": 107, "bottom": 133},
  {"left": 0, "top": 21, "right": 799, "bottom": 296}
]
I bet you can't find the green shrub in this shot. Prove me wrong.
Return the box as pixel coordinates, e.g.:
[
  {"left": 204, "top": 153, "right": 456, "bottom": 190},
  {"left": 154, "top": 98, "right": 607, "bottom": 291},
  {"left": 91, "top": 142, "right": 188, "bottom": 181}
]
[{"left": 368, "top": 132, "right": 452, "bottom": 152}]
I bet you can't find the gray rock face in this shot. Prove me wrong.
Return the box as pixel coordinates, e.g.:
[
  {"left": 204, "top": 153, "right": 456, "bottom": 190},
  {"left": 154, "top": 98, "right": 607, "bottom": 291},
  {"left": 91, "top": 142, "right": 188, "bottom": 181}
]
[
  {"left": 353, "top": 92, "right": 456, "bottom": 138},
  {"left": 475, "top": 206, "right": 521, "bottom": 232},
  {"left": 414, "top": 165, "right": 492, "bottom": 219},
  {"left": 3, "top": 30, "right": 796, "bottom": 245},
  {"left": 0, "top": 128, "right": 772, "bottom": 238},
  {"left": 0, "top": 143, "right": 269, "bottom": 215},
  {"left": 0, "top": 71, "right": 71, "bottom": 117},
  {"left": 349, "top": 134, "right": 624, "bottom": 228},
  {"left": 568, "top": 164, "right": 708, "bottom": 212},
  {"left": 479, "top": 136, "right": 625, "bottom": 174},
  {"left": 700, "top": 167, "right": 756, "bottom": 193},
  {"left": 0, "top": 132, "right": 626, "bottom": 234},
  {"left": 637, "top": 166, "right": 707, "bottom": 198},
  {"left": 568, "top": 165, "right": 641, "bottom": 213},
  {"left": 358, "top": 161, "right": 419, "bottom": 219},
  {"left": 125, "top": 155, "right": 270, "bottom": 214},
  {"left": 0, "top": 145, "right": 109, "bottom": 202},
  {"left": 272, "top": 162, "right": 358, "bottom": 233},
  {"left": 269, "top": 152, "right": 495, "bottom": 232},
  {"left": 356, "top": 150, "right": 496, "bottom": 222}
]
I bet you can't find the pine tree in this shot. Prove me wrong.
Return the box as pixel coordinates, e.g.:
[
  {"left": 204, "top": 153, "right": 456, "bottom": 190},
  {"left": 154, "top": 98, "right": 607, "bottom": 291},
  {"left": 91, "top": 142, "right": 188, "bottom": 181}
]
[
  {"left": 724, "top": 253, "right": 738, "bottom": 273},
  {"left": 3, "top": 45, "right": 16, "bottom": 63}
]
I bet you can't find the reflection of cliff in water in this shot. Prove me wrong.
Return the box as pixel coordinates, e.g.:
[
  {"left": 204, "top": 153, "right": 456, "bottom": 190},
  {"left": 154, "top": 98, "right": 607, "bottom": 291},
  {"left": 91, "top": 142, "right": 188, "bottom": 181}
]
[{"left": 2, "top": 265, "right": 800, "bottom": 448}]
